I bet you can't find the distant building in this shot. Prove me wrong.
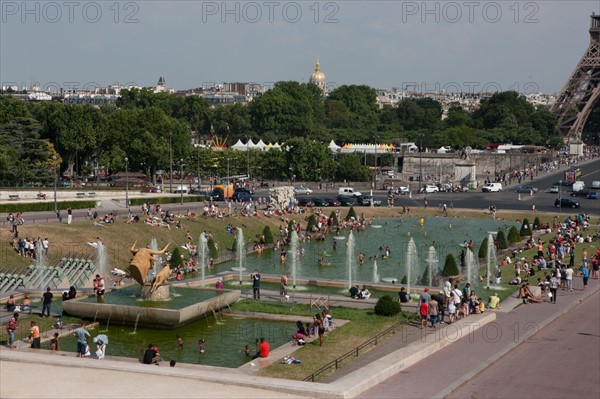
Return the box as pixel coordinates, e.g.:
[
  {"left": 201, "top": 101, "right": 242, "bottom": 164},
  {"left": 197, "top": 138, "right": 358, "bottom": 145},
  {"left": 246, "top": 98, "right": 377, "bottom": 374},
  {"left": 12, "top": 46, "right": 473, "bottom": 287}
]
[{"left": 309, "top": 59, "right": 327, "bottom": 93}]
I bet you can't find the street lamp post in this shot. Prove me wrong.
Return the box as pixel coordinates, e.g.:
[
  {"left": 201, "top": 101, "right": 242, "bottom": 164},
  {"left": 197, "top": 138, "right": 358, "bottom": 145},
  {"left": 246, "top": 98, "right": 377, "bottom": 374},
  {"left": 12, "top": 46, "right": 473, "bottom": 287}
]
[
  {"left": 180, "top": 158, "right": 185, "bottom": 205},
  {"left": 125, "top": 157, "right": 130, "bottom": 214},
  {"left": 53, "top": 156, "right": 58, "bottom": 213},
  {"left": 246, "top": 136, "right": 250, "bottom": 180},
  {"left": 558, "top": 179, "right": 562, "bottom": 214}
]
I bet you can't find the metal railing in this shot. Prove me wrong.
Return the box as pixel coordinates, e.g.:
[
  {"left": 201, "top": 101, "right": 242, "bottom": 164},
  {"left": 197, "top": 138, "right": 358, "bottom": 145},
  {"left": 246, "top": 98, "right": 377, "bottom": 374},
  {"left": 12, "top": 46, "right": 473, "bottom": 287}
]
[{"left": 303, "top": 315, "right": 412, "bottom": 382}]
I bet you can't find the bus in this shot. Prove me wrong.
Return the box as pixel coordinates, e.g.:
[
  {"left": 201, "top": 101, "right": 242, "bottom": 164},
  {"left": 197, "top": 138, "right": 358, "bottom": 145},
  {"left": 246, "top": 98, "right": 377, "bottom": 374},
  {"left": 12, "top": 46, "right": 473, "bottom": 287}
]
[{"left": 564, "top": 168, "right": 582, "bottom": 186}]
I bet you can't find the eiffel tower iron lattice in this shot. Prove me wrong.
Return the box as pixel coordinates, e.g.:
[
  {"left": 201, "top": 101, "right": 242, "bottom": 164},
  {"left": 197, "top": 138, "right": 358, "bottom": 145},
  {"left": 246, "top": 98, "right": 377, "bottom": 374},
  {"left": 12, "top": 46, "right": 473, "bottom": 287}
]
[{"left": 552, "top": 14, "right": 600, "bottom": 142}]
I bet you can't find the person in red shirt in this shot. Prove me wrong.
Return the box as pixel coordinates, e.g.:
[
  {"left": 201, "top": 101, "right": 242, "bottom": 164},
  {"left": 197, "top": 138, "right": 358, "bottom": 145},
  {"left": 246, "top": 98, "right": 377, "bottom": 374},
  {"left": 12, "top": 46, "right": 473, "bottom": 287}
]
[
  {"left": 253, "top": 337, "right": 269, "bottom": 359},
  {"left": 420, "top": 298, "right": 429, "bottom": 329}
]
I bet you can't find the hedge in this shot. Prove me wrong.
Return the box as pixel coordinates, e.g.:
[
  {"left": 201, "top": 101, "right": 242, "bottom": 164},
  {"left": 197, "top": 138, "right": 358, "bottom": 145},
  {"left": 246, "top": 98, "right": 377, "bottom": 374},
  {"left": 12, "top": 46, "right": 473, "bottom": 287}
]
[
  {"left": 374, "top": 295, "right": 401, "bottom": 316},
  {"left": 0, "top": 200, "right": 97, "bottom": 213},
  {"left": 129, "top": 196, "right": 206, "bottom": 206}
]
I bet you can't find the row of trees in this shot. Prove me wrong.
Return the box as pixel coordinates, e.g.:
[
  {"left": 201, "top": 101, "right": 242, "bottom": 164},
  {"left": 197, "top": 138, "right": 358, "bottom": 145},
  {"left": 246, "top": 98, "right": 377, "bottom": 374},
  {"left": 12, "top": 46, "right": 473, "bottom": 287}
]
[{"left": 0, "top": 84, "right": 559, "bottom": 186}]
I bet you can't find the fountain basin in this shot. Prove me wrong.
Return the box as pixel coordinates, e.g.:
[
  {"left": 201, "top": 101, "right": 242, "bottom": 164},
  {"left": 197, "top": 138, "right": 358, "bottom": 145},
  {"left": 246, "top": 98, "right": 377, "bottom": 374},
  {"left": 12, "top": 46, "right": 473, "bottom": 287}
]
[{"left": 62, "top": 287, "right": 240, "bottom": 329}]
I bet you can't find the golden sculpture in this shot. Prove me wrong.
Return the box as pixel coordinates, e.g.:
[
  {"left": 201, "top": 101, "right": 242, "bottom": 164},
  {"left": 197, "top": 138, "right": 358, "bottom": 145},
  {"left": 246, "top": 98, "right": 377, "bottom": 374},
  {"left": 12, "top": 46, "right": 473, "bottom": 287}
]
[
  {"left": 151, "top": 264, "right": 172, "bottom": 292},
  {"left": 128, "top": 241, "right": 170, "bottom": 285}
]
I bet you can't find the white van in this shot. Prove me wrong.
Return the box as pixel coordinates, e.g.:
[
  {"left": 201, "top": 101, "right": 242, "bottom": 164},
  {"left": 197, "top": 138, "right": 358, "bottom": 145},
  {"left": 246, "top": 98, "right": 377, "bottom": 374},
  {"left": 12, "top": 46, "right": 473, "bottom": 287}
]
[
  {"left": 592, "top": 180, "right": 600, "bottom": 189},
  {"left": 338, "top": 187, "right": 362, "bottom": 197},
  {"left": 572, "top": 181, "right": 585, "bottom": 192},
  {"left": 481, "top": 183, "right": 502, "bottom": 192}
]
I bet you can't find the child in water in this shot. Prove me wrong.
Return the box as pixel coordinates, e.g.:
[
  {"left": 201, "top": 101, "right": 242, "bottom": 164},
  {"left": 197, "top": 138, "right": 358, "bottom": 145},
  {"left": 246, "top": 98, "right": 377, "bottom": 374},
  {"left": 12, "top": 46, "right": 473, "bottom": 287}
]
[
  {"left": 243, "top": 345, "right": 250, "bottom": 356},
  {"left": 198, "top": 339, "right": 205, "bottom": 354},
  {"left": 177, "top": 334, "right": 184, "bottom": 350}
]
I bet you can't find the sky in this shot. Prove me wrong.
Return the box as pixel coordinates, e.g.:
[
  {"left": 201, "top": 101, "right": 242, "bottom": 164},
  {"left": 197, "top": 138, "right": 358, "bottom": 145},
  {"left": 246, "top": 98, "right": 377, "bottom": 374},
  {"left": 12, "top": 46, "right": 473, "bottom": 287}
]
[{"left": 1, "top": 0, "right": 599, "bottom": 94}]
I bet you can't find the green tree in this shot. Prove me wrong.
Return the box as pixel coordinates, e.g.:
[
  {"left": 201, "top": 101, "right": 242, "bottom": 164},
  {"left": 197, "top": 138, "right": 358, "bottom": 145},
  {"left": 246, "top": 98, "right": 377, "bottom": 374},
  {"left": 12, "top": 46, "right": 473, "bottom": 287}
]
[
  {"left": 262, "top": 226, "right": 274, "bottom": 244},
  {"left": 334, "top": 154, "right": 371, "bottom": 182},
  {"left": 442, "top": 253, "right": 459, "bottom": 277},
  {"left": 496, "top": 230, "right": 508, "bottom": 249},
  {"left": 533, "top": 217, "right": 541, "bottom": 230},
  {"left": 327, "top": 85, "right": 379, "bottom": 129},
  {"left": 170, "top": 247, "right": 184, "bottom": 269},
  {"left": 329, "top": 211, "right": 339, "bottom": 226},
  {"left": 285, "top": 137, "right": 334, "bottom": 181},
  {"left": 306, "top": 215, "right": 317, "bottom": 232},
  {"left": 479, "top": 237, "right": 489, "bottom": 259},
  {"left": 345, "top": 206, "right": 357, "bottom": 220},
  {"left": 508, "top": 226, "right": 521, "bottom": 243},
  {"left": 520, "top": 218, "right": 532, "bottom": 237},
  {"left": 207, "top": 238, "right": 219, "bottom": 259}
]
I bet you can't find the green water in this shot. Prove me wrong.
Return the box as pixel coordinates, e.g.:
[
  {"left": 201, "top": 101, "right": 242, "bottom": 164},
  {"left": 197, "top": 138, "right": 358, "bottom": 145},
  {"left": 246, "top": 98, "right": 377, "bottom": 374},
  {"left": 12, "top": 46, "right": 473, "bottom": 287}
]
[
  {"left": 58, "top": 316, "right": 295, "bottom": 367},
  {"left": 217, "top": 217, "right": 516, "bottom": 284},
  {"left": 80, "top": 286, "right": 221, "bottom": 309}
]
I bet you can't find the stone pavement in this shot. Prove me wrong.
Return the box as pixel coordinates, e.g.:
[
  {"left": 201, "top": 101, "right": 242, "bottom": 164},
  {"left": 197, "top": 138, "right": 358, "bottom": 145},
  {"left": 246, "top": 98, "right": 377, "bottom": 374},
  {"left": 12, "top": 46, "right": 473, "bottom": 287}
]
[
  {"left": 1, "top": 277, "right": 597, "bottom": 398},
  {"left": 359, "top": 275, "right": 599, "bottom": 398}
]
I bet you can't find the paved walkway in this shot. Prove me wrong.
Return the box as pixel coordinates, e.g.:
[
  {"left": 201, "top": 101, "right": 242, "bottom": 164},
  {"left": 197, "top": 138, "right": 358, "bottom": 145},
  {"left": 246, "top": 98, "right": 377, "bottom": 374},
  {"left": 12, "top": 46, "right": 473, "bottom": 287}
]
[
  {"left": 1, "top": 276, "right": 597, "bottom": 398},
  {"left": 359, "top": 276, "right": 599, "bottom": 398}
]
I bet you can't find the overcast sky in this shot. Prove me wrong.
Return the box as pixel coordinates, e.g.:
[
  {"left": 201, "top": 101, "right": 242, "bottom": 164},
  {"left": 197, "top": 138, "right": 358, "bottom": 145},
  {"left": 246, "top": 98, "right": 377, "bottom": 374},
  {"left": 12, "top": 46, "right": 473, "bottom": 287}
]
[{"left": 1, "top": 1, "right": 598, "bottom": 93}]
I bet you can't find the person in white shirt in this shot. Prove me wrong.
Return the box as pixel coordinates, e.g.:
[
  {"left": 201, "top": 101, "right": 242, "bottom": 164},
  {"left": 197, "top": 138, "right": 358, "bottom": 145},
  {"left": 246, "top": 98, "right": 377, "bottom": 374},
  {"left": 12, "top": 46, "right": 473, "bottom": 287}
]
[{"left": 564, "top": 267, "right": 574, "bottom": 291}]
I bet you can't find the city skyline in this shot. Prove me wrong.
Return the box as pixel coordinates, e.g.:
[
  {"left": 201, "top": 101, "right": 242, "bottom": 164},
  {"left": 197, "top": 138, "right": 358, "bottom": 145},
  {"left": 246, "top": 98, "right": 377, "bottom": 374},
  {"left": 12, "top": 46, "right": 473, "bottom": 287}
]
[{"left": 1, "top": 1, "right": 597, "bottom": 93}]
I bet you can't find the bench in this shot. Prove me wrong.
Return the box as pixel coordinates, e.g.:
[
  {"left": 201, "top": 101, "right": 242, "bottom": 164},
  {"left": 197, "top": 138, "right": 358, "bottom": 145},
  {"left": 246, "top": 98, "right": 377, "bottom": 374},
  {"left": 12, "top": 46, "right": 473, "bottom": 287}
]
[
  {"left": 88, "top": 192, "right": 96, "bottom": 198},
  {"left": 8, "top": 195, "right": 19, "bottom": 201},
  {"left": 37, "top": 193, "right": 47, "bottom": 200},
  {"left": 76, "top": 192, "right": 85, "bottom": 198}
]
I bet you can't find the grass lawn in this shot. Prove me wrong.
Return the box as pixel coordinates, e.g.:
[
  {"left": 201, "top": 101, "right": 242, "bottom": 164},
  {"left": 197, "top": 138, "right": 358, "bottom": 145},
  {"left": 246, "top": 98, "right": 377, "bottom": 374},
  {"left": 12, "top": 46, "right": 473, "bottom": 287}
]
[{"left": 231, "top": 300, "right": 416, "bottom": 381}]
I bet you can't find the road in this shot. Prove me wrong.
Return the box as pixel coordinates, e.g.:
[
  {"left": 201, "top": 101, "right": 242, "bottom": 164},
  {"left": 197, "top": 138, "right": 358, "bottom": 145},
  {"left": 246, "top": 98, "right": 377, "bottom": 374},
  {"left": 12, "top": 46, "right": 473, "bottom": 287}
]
[
  {"left": 297, "top": 158, "right": 600, "bottom": 215},
  {"left": 447, "top": 290, "right": 600, "bottom": 399},
  {"left": 4, "top": 158, "right": 599, "bottom": 226}
]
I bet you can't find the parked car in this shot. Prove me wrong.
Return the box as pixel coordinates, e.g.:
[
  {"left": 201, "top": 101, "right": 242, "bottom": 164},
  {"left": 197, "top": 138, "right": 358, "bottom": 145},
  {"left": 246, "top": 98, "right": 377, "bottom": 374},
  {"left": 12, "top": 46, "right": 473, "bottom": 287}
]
[
  {"left": 190, "top": 188, "right": 208, "bottom": 196},
  {"left": 398, "top": 186, "right": 410, "bottom": 195},
  {"left": 420, "top": 185, "right": 439, "bottom": 193},
  {"left": 481, "top": 183, "right": 503, "bottom": 192},
  {"left": 358, "top": 195, "right": 382, "bottom": 206},
  {"left": 587, "top": 191, "right": 598, "bottom": 199},
  {"left": 234, "top": 186, "right": 254, "bottom": 195},
  {"left": 548, "top": 186, "right": 559, "bottom": 193},
  {"left": 311, "top": 198, "right": 329, "bottom": 207},
  {"left": 231, "top": 191, "right": 253, "bottom": 202},
  {"left": 554, "top": 198, "right": 580, "bottom": 208},
  {"left": 209, "top": 188, "right": 224, "bottom": 201},
  {"left": 294, "top": 185, "right": 313, "bottom": 195},
  {"left": 336, "top": 195, "right": 356, "bottom": 206},
  {"left": 297, "top": 197, "right": 314, "bottom": 207},
  {"left": 324, "top": 198, "right": 341, "bottom": 207},
  {"left": 516, "top": 185, "right": 538, "bottom": 193}
]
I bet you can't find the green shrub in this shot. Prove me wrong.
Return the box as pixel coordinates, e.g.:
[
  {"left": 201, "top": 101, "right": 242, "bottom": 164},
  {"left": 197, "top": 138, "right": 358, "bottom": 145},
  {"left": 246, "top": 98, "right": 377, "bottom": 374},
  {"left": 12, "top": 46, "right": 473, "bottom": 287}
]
[
  {"left": 329, "top": 211, "right": 339, "bottom": 226},
  {"left": 478, "top": 237, "right": 488, "bottom": 259},
  {"left": 442, "top": 253, "right": 459, "bottom": 277},
  {"left": 129, "top": 196, "right": 205, "bottom": 206},
  {"left": 496, "top": 230, "right": 508, "bottom": 249},
  {"left": 262, "top": 226, "right": 274, "bottom": 244},
  {"left": 374, "top": 295, "right": 401, "bottom": 316},
  {"left": 170, "top": 247, "right": 184, "bottom": 269},
  {"left": 0, "top": 200, "right": 97, "bottom": 213},
  {"left": 306, "top": 215, "right": 317, "bottom": 232},
  {"left": 345, "top": 206, "right": 357, "bottom": 220},
  {"left": 400, "top": 275, "right": 407, "bottom": 284},
  {"left": 207, "top": 238, "right": 219, "bottom": 259},
  {"left": 520, "top": 218, "right": 532, "bottom": 237},
  {"left": 288, "top": 220, "right": 295, "bottom": 234},
  {"left": 533, "top": 217, "right": 541, "bottom": 230},
  {"left": 508, "top": 226, "right": 521, "bottom": 243},
  {"left": 421, "top": 266, "right": 430, "bottom": 286}
]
